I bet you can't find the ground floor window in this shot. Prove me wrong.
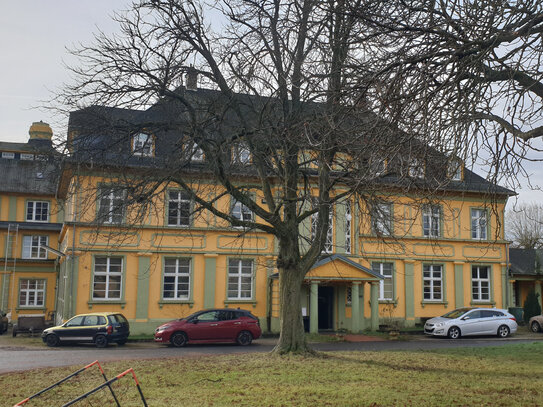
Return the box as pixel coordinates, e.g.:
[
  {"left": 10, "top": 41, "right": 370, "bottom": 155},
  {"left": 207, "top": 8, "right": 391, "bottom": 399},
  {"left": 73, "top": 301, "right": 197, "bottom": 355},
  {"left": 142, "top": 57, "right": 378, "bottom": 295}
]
[
  {"left": 472, "top": 265, "right": 490, "bottom": 302},
  {"left": 92, "top": 257, "right": 122, "bottom": 300},
  {"left": 19, "top": 279, "right": 45, "bottom": 307},
  {"left": 227, "top": 259, "right": 253, "bottom": 300},
  {"left": 372, "top": 262, "right": 393, "bottom": 300},
  {"left": 163, "top": 258, "right": 191, "bottom": 300},
  {"left": 423, "top": 264, "right": 443, "bottom": 301}
]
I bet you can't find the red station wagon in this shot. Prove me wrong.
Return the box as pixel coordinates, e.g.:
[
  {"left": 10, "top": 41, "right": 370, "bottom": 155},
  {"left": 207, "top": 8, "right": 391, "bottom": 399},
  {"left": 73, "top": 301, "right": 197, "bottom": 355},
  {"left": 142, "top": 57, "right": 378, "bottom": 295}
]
[{"left": 154, "top": 309, "right": 262, "bottom": 347}]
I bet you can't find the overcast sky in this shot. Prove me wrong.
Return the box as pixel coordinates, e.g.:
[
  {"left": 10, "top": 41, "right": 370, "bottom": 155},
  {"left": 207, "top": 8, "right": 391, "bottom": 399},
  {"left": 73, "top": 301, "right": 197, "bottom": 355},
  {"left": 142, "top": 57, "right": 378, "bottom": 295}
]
[{"left": 0, "top": 2, "right": 541, "bottom": 206}]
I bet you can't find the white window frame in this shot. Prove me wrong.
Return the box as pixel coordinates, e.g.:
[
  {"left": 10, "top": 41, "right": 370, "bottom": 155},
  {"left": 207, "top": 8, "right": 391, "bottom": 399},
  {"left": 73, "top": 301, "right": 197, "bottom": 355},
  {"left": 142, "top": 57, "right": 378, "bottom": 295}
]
[
  {"left": 163, "top": 258, "right": 191, "bottom": 300},
  {"left": 423, "top": 205, "right": 441, "bottom": 237},
  {"left": 232, "top": 200, "right": 254, "bottom": 224},
  {"left": 344, "top": 203, "right": 352, "bottom": 254},
  {"left": 372, "top": 202, "right": 392, "bottom": 236},
  {"left": 22, "top": 235, "right": 48, "bottom": 259},
  {"left": 373, "top": 262, "right": 393, "bottom": 300},
  {"left": 132, "top": 133, "right": 154, "bottom": 157},
  {"left": 471, "top": 208, "right": 488, "bottom": 240},
  {"left": 408, "top": 158, "right": 424, "bottom": 178},
  {"left": 19, "top": 279, "right": 45, "bottom": 307},
  {"left": 98, "top": 187, "right": 125, "bottom": 224},
  {"left": 168, "top": 191, "right": 191, "bottom": 226},
  {"left": 369, "top": 157, "right": 386, "bottom": 176},
  {"left": 1, "top": 152, "right": 14, "bottom": 159},
  {"left": 423, "top": 264, "right": 443, "bottom": 301},
  {"left": 189, "top": 144, "right": 204, "bottom": 162},
  {"left": 92, "top": 257, "right": 123, "bottom": 300},
  {"left": 227, "top": 259, "right": 253, "bottom": 300},
  {"left": 448, "top": 158, "right": 462, "bottom": 181},
  {"left": 20, "top": 153, "right": 34, "bottom": 161},
  {"left": 26, "top": 201, "right": 49, "bottom": 222},
  {"left": 311, "top": 203, "right": 333, "bottom": 253},
  {"left": 232, "top": 143, "right": 251, "bottom": 165},
  {"left": 472, "top": 265, "right": 491, "bottom": 302}
]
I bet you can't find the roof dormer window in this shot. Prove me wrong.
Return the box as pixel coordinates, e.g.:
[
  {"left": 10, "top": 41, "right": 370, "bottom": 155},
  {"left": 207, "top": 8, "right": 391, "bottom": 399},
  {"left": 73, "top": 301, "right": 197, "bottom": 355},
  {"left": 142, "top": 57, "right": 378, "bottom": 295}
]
[
  {"left": 447, "top": 158, "right": 462, "bottom": 181},
  {"left": 189, "top": 143, "right": 204, "bottom": 162},
  {"left": 232, "top": 142, "right": 251, "bottom": 165},
  {"left": 132, "top": 133, "right": 154, "bottom": 157},
  {"left": 408, "top": 158, "right": 424, "bottom": 178}
]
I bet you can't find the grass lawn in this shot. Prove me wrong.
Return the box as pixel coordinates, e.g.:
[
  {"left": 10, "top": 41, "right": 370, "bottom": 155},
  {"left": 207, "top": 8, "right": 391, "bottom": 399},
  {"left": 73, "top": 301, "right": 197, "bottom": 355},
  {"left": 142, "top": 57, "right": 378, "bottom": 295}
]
[{"left": 2, "top": 342, "right": 542, "bottom": 406}]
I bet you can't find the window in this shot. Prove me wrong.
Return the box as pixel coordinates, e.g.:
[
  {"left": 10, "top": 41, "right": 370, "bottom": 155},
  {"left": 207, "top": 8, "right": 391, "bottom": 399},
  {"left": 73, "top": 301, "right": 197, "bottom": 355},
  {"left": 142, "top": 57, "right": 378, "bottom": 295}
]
[
  {"left": 232, "top": 200, "right": 253, "bottom": 223},
  {"left": 344, "top": 203, "right": 352, "bottom": 254},
  {"left": 168, "top": 191, "right": 191, "bottom": 226},
  {"left": 423, "top": 264, "right": 443, "bottom": 301},
  {"left": 232, "top": 143, "right": 251, "bottom": 165},
  {"left": 423, "top": 205, "right": 441, "bottom": 237},
  {"left": 163, "top": 258, "right": 191, "bottom": 300},
  {"left": 1, "top": 152, "right": 14, "bottom": 159},
  {"left": 471, "top": 209, "right": 488, "bottom": 240},
  {"left": 371, "top": 202, "right": 392, "bottom": 236},
  {"left": 472, "top": 265, "right": 490, "bottom": 302},
  {"left": 92, "top": 257, "right": 122, "bottom": 300},
  {"left": 22, "top": 235, "right": 48, "bottom": 259},
  {"left": 188, "top": 143, "right": 204, "bottom": 162},
  {"left": 26, "top": 201, "right": 49, "bottom": 222},
  {"left": 346, "top": 287, "right": 352, "bottom": 305},
  {"left": 369, "top": 157, "right": 386, "bottom": 176},
  {"left": 227, "top": 259, "right": 253, "bottom": 300},
  {"left": 372, "top": 262, "right": 393, "bottom": 300},
  {"left": 132, "top": 133, "right": 154, "bottom": 157},
  {"left": 311, "top": 203, "right": 333, "bottom": 253},
  {"left": 408, "top": 158, "right": 424, "bottom": 178},
  {"left": 98, "top": 187, "right": 125, "bottom": 224},
  {"left": 447, "top": 158, "right": 462, "bottom": 181},
  {"left": 19, "top": 279, "right": 45, "bottom": 307},
  {"left": 20, "top": 153, "right": 34, "bottom": 161}
]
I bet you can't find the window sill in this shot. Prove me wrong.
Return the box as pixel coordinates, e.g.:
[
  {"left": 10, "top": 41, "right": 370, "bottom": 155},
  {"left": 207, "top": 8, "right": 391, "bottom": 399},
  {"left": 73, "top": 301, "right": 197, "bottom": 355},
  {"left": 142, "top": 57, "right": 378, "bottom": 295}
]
[
  {"left": 379, "top": 300, "right": 397, "bottom": 305},
  {"left": 224, "top": 300, "right": 257, "bottom": 308},
  {"left": 421, "top": 301, "right": 448, "bottom": 308},
  {"left": 158, "top": 300, "right": 194, "bottom": 309},
  {"left": 16, "top": 306, "right": 46, "bottom": 311},
  {"left": 470, "top": 300, "right": 495, "bottom": 306},
  {"left": 88, "top": 300, "right": 126, "bottom": 309}
]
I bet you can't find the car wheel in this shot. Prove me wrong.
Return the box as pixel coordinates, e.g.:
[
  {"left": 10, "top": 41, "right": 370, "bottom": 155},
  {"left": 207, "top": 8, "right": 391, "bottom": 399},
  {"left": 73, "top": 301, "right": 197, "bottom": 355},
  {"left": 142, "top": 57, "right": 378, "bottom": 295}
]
[
  {"left": 531, "top": 321, "right": 541, "bottom": 333},
  {"left": 170, "top": 332, "right": 187, "bottom": 347},
  {"left": 46, "top": 334, "right": 60, "bottom": 347},
  {"left": 12, "top": 324, "right": 17, "bottom": 337},
  {"left": 94, "top": 335, "right": 108, "bottom": 348},
  {"left": 497, "top": 325, "right": 510, "bottom": 338},
  {"left": 447, "top": 326, "right": 461, "bottom": 339},
  {"left": 236, "top": 330, "right": 253, "bottom": 346}
]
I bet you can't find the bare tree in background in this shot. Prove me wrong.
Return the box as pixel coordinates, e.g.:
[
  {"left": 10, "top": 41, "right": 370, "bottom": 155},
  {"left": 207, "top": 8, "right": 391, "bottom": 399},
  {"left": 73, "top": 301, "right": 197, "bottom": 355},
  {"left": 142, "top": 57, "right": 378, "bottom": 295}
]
[
  {"left": 55, "top": 0, "right": 519, "bottom": 354},
  {"left": 507, "top": 203, "right": 543, "bottom": 249},
  {"left": 356, "top": 1, "right": 543, "bottom": 191}
]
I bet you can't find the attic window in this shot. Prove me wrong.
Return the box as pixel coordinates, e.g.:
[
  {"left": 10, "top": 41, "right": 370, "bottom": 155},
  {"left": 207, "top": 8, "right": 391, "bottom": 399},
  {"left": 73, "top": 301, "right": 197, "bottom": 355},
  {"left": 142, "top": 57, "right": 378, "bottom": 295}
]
[
  {"left": 21, "top": 153, "right": 34, "bottom": 161},
  {"left": 189, "top": 143, "right": 204, "bottom": 162},
  {"left": 447, "top": 158, "right": 462, "bottom": 181},
  {"left": 408, "top": 158, "right": 424, "bottom": 178},
  {"left": 132, "top": 133, "right": 154, "bottom": 157},
  {"left": 1, "top": 152, "right": 14, "bottom": 159},
  {"left": 36, "top": 172, "right": 44, "bottom": 179},
  {"left": 232, "top": 143, "right": 251, "bottom": 165}
]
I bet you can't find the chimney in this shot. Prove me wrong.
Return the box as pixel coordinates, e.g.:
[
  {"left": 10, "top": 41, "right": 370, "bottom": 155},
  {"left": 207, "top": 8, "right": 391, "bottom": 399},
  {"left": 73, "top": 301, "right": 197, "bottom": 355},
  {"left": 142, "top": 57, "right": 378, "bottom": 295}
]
[
  {"left": 28, "top": 121, "right": 53, "bottom": 148},
  {"left": 186, "top": 66, "right": 198, "bottom": 91}
]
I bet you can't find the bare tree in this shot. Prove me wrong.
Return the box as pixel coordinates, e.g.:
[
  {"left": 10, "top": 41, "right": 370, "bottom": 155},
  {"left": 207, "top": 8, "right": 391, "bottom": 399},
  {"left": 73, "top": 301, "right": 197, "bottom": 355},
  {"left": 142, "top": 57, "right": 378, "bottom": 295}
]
[
  {"left": 506, "top": 203, "right": 543, "bottom": 249},
  {"left": 356, "top": 1, "right": 543, "bottom": 192},
  {"left": 55, "top": 0, "right": 512, "bottom": 354}
]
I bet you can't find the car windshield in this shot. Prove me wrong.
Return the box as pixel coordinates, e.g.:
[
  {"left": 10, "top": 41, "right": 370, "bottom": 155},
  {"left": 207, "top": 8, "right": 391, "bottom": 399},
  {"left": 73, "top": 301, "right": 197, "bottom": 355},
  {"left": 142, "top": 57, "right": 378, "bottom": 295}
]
[{"left": 441, "top": 308, "right": 472, "bottom": 319}]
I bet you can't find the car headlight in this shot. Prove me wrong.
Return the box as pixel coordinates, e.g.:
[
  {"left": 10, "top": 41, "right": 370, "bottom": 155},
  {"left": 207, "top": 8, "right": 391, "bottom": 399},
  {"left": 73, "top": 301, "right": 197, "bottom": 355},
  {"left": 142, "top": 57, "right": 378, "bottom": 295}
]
[
  {"left": 434, "top": 322, "right": 444, "bottom": 328},
  {"left": 156, "top": 325, "right": 171, "bottom": 333}
]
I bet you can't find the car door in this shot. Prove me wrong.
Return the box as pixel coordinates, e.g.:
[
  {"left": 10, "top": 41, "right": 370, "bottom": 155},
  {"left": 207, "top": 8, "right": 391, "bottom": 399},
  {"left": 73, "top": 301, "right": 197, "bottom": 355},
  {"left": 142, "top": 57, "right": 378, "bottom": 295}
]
[
  {"left": 80, "top": 315, "right": 106, "bottom": 342},
  {"left": 57, "top": 315, "right": 85, "bottom": 341},
  {"left": 187, "top": 311, "right": 220, "bottom": 340},
  {"left": 458, "top": 310, "right": 483, "bottom": 336},
  {"left": 216, "top": 310, "right": 240, "bottom": 340},
  {"left": 480, "top": 310, "right": 502, "bottom": 334}
]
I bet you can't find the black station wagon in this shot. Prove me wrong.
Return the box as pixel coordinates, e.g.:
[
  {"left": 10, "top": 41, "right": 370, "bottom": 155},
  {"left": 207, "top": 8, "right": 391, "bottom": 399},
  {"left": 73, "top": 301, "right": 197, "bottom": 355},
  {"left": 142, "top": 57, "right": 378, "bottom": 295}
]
[{"left": 42, "top": 312, "right": 130, "bottom": 348}]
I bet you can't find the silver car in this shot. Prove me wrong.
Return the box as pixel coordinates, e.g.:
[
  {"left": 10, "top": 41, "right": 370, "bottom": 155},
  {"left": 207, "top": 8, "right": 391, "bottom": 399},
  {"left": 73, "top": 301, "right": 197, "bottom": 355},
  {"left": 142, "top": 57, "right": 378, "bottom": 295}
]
[
  {"left": 424, "top": 307, "right": 517, "bottom": 339},
  {"left": 529, "top": 315, "right": 543, "bottom": 332}
]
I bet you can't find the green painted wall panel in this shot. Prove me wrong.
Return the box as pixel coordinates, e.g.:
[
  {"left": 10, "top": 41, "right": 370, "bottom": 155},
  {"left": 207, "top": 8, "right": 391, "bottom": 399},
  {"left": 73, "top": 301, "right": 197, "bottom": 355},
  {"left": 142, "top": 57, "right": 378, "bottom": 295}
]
[
  {"left": 136, "top": 257, "right": 150, "bottom": 319},
  {"left": 8, "top": 196, "right": 17, "bottom": 221},
  {"left": 204, "top": 257, "right": 217, "bottom": 309},
  {"left": 404, "top": 263, "right": 414, "bottom": 319},
  {"left": 454, "top": 264, "right": 464, "bottom": 308}
]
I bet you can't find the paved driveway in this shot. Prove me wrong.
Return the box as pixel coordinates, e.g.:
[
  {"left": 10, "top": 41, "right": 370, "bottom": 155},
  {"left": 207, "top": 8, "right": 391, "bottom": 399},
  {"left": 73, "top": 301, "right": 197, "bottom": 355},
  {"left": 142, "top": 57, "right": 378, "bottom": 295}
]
[{"left": 1, "top": 333, "right": 542, "bottom": 374}]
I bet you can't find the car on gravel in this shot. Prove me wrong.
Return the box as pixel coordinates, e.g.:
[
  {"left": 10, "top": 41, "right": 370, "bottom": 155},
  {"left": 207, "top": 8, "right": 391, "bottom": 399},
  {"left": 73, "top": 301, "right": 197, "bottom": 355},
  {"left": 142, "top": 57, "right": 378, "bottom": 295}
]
[
  {"left": 424, "top": 307, "right": 517, "bottom": 339},
  {"left": 154, "top": 308, "right": 262, "bottom": 347},
  {"left": 529, "top": 314, "right": 543, "bottom": 333},
  {"left": 42, "top": 312, "right": 130, "bottom": 348}
]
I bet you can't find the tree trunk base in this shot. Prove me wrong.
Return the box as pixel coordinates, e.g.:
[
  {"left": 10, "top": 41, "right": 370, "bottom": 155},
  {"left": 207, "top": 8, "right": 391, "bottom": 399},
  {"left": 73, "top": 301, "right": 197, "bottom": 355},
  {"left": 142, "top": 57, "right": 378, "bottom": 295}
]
[{"left": 271, "top": 343, "right": 317, "bottom": 356}]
